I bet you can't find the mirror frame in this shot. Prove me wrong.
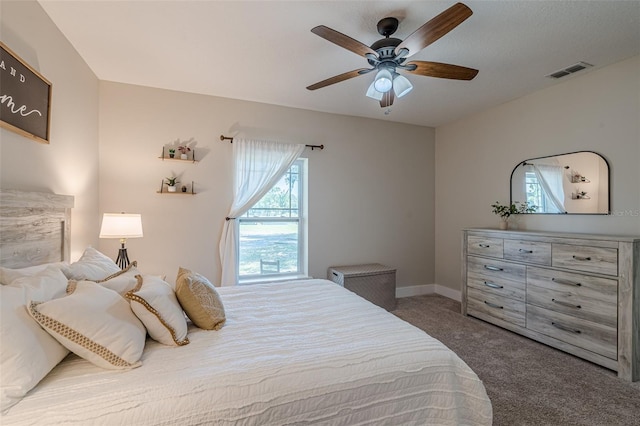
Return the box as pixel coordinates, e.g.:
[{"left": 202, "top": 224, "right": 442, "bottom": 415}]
[{"left": 510, "top": 150, "right": 610, "bottom": 215}]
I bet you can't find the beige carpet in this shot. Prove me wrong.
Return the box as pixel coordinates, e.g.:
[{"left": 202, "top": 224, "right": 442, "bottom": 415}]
[{"left": 391, "top": 294, "right": 640, "bottom": 426}]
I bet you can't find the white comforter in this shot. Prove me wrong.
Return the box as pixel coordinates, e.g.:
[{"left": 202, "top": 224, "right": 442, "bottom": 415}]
[{"left": 3, "top": 279, "right": 492, "bottom": 425}]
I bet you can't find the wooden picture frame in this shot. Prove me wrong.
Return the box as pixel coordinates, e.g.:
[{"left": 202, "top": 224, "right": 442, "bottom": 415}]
[{"left": 0, "top": 42, "right": 52, "bottom": 144}]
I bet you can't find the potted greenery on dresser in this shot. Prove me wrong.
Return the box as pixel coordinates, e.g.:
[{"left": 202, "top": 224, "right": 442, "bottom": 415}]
[{"left": 491, "top": 201, "right": 536, "bottom": 229}]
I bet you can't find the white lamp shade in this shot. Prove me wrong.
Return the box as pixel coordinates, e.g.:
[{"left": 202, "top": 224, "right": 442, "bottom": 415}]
[
  {"left": 393, "top": 74, "right": 413, "bottom": 98},
  {"left": 373, "top": 69, "right": 393, "bottom": 93},
  {"left": 365, "top": 81, "right": 384, "bottom": 100},
  {"left": 99, "top": 213, "right": 143, "bottom": 239}
]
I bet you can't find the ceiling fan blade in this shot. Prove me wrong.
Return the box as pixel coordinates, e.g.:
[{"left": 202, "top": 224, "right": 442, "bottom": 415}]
[
  {"left": 394, "top": 2, "right": 472, "bottom": 58},
  {"left": 404, "top": 61, "right": 478, "bottom": 80},
  {"left": 311, "top": 25, "right": 378, "bottom": 58},
  {"left": 380, "top": 90, "right": 395, "bottom": 108},
  {"left": 306, "top": 69, "right": 369, "bottom": 91}
]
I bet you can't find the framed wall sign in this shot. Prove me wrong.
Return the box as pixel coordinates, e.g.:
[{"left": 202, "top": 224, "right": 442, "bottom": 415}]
[{"left": 0, "top": 42, "right": 52, "bottom": 144}]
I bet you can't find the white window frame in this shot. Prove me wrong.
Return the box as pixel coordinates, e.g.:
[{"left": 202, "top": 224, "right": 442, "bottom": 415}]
[{"left": 237, "top": 158, "right": 307, "bottom": 283}]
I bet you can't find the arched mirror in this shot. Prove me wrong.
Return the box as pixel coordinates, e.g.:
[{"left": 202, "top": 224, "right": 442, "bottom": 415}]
[{"left": 510, "top": 151, "right": 610, "bottom": 214}]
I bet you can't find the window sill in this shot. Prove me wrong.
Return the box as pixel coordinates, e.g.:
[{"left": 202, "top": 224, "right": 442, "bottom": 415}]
[{"left": 238, "top": 274, "right": 312, "bottom": 286}]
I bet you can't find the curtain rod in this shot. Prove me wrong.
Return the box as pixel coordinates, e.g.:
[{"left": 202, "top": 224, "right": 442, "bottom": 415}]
[{"left": 220, "top": 135, "right": 324, "bottom": 151}]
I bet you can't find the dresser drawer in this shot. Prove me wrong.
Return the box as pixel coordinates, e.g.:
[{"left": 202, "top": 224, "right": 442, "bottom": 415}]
[
  {"left": 467, "top": 276, "right": 525, "bottom": 302},
  {"left": 467, "top": 236, "right": 503, "bottom": 258},
  {"left": 504, "top": 239, "right": 551, "bottom": 266},
  {"left": 468, "top": 256, "right": 526, "bottom": 283},
  {"left": 527, "top": 304, "right": 617, "bottom": 360},
  {"left": 467, "top": 287, "right": 526, "bottom": 327},
  {"left": 526, "top": 266, "right": 617, "bottom": 327},
  {"left": 552, "top": 244, "right": 618, "bottom": 276}
]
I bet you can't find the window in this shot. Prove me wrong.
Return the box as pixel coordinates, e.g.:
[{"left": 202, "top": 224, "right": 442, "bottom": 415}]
[
  {"left": 238, "top": 159, "right": 306, "bottom": 281},
  {"left": 525, "top": 171, "right": 546, "bottom": 212}
]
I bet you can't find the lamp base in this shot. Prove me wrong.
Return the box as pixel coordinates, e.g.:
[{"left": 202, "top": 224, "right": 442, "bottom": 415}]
[{"left": 115, "top": 242, "right": 130, "bottom": 269}]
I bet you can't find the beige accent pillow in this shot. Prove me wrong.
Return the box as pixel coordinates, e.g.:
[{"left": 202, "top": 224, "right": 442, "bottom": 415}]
[
  {"left": 175, "top": 267, "right": 225, "bottom": 330},
  {"left": 0, "top": 266, "right": 70, "bottom": 412},
  {"left": 28, "top": 280, "right": 146, "bottom": 370},
  {"left": 61, "top": 247, "right": 120, "bottom": 281},
  {"left": 125, "top": 275, "right": 189, "bottom": 346}
]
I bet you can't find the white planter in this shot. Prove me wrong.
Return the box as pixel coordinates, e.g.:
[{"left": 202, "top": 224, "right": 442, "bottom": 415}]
[
  {"left": 167, "top": 185, "right": 177, "bottom": 193},
  {"left": 180, "top": 154, "right": 188, "bottom": 160}
]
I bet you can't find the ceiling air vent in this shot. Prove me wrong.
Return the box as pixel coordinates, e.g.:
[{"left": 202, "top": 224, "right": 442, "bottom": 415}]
[{"left": 546, "top": 62, "right": 593, "bottom": 79}]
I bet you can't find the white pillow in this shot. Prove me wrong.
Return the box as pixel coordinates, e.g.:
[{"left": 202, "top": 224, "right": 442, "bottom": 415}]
[
  {"left": 28, "top": 280, "right": 146, "bottom": 370},
  {"left": 0, "top": 261, "right": 68, "bottom": 285},
  {"left": 125, "top": 275, "right": 189, "bottom": 346},
  {"left": 61, "top": 247, "right": 121, "bottom": 281},
  {"left": 96, "top": 261, "right": 142, "bottom": 296},
  {"left": 0, "top": 266, "right": 70, "bottom": 412}
]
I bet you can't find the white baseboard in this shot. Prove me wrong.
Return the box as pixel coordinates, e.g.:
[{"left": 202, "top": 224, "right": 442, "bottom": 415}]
[{"left": 396, "top": 284, "right": 461, "bottom": 302}]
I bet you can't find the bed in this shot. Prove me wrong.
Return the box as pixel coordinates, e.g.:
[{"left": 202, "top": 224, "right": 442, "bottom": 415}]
[{"left": 0, "top": 190, "right": 492, "bottom": 425}]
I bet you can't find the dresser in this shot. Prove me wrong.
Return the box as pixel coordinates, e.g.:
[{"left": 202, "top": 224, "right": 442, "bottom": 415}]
[{"left": 462, "top": 228, "right": 639, "bottom": 382}]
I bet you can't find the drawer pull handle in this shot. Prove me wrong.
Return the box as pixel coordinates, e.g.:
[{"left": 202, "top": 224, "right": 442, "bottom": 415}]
[
  {"left": 552, "top": 299, "right": 581, "bottom": 309},
  {"left": 552, "top": 277, "right": 582, "bottom": 287},
  {"left": 484, "top": 265, "right": 504, "bottom": 272},
  {"left": 572, "top": 255, "right": 592, "bottom": 261},
  {"left": 484, "top": 301, "right": 503, "bottom": 309},
  {"left": 479, "top": 244, "right": 491, "bottom": 248},
  {"left": 519, "top": 249, "right": 533, "bottom": 254},
  {"left": 484, "top": 281, "right": 504, "bottom": 289},
  {"left": 551, "top": 322, "right": 581, "bottom": 334}
]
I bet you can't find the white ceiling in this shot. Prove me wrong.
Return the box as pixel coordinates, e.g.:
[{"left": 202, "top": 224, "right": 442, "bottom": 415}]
[{"left": 38, "top": 0, "right": 640, "bottom": 128}]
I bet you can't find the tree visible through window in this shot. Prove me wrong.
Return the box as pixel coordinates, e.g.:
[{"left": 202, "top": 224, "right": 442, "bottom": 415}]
[
  {"left": 238, "top": 160, "right": 305, "bottom": 279},
  {"left": 525, "top": 171, "right": 546, "bottom": 212}
]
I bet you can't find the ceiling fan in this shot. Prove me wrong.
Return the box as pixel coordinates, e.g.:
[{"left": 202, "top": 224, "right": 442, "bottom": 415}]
[{"left": 306, "top": 2, "right": 478, "bottom": 108}]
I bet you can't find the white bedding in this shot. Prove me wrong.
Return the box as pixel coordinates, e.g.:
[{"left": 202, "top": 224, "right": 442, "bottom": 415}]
[{"left": 3, "top": 279, "right": 492, "bottom": 425}]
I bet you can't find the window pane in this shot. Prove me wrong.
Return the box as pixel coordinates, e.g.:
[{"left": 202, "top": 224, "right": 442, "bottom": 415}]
[
  {"left": 238, "top": 221, "right": 299, "bottom": 276},
  {"left": 244, "top": 169, "right": 299, "bottom": 218}
]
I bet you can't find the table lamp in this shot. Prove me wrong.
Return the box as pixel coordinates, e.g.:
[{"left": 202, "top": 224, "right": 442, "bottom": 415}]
[{"left": 99, "top": 213, "right": 143, "bottom": 269}]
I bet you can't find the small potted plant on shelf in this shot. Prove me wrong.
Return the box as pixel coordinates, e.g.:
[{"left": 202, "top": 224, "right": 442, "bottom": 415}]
[
  {"left": 165, "top": 176, "right": 179, "bottom": 192},
  {"left": 177, "top": 145, "right": 191, "bottom": 160},
  {"left": 168, "top": 148, "right": 175, "bottom": 158},
  {"left": 491, "top": 201, "right": 537, "bottom": 230}
]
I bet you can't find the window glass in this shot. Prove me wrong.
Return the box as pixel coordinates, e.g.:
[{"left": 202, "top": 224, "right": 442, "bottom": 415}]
[{"left": 238, "top": 160, "right": 305, "bottom": 279}]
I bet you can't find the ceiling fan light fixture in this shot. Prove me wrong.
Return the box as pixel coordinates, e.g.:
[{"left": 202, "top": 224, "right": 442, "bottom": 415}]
[
  {"left": 393, "top": 74, "right": 413, "bottom": 98},
  {"left": 373, "top": 69, "right": 393, "bottom": 93},
  {"left": 366, "top": 81, "right": 384, "bottom": 100}
]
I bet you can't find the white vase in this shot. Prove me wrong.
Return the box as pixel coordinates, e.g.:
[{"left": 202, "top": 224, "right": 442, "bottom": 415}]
[
  {"left": 499, "top": 220, "right": 508, "bottom": 230},
  {"left": 180, "top": 153, "right": 187, "bottom": 160},
  {"left": 167, "top": 185, "right": 177, "bottom": 193}
]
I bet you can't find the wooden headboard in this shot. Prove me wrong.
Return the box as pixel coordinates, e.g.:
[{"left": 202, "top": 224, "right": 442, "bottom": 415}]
[{"left": 0, "top": 189, "right": 74, "bottom": 268}]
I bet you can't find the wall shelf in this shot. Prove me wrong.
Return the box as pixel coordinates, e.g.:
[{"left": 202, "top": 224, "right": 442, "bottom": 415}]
[
  {"left": 570, "top": 174, "right": 590, "bottom": 183},
  {"left": 159, "top": 147, "right": 198, "bottom": 163},
  {"left": 157, "top": 180, "right": 196, "bottom": 195},
  {"left": 572, "top": 192, "right": 590, "bottom": 200}
]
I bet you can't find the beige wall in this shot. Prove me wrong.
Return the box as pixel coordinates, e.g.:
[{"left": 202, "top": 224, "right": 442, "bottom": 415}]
[
  {"left": 0, "top": 0, "right": 100, "bottom": 259},
  {"left": 98, "top": 82, "right": 435, "bottom": 286},
  {"left": 435, "top": 55, "right": 640, "bottom": 296}
]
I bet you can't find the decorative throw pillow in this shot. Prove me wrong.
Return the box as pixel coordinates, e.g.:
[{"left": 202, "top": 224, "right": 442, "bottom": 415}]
[
  {"left": 175, "top": 267, "right": 225, "bottom": 330},
  {"left": 0, "top": 266, "right": 70, "bottom": 412},
  {"left": 61, "top": 247, "right": 121, "bottom": 281},
  {"left": 0, "top": 261, "right": 68, "bottom": 285},
  {"left": 96, "top": 261, "right": 142, "bottom": 295},
  {"left": 28, "top": 280, "right": 146, "bottom": 370},
  {"left": 125, "top": 275, "right": 189, "bottom": 346}
]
